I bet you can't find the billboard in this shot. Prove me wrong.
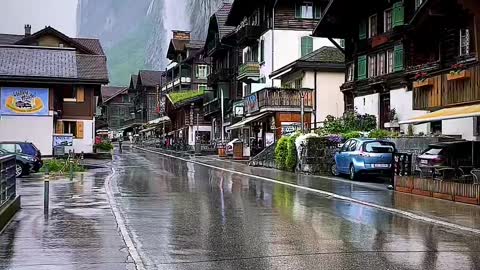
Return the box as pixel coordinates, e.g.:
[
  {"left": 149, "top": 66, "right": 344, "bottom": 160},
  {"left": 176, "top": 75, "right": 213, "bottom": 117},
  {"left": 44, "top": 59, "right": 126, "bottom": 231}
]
[{"left": 0, "top": 87, "right": 49, "bottom": 116}]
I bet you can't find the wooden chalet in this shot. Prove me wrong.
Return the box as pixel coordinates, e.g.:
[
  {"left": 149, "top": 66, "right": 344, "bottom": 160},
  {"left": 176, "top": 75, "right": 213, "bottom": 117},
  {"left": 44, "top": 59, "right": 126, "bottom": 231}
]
[{"left": 0, "top": 25, "right": 108, "bottom": 155}]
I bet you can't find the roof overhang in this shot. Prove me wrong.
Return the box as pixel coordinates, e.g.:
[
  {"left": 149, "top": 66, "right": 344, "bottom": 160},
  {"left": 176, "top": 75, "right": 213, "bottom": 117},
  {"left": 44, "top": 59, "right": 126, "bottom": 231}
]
[
  {"left": 399, "top": 104, "right": 480, "bottom": 125},
  {"left": 226, "top": 112, "right": 270, "bottom": 131}
]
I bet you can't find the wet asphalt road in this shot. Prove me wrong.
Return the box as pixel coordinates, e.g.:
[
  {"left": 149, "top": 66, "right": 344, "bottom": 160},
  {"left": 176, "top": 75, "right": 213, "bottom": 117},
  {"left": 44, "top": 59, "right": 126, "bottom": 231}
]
[{"left": 112, "top": 148, "right": 480, "bottom": 270}]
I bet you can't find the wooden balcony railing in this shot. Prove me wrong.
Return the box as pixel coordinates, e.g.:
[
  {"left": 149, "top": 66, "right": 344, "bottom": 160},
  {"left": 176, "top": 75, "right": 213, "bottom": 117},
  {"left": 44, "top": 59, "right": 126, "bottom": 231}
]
[
  {"left": 245, "top": 88, "right": 314, "bottom": 115},
  {"left": 236, "top": 25, "right": 266, "bottom": 47},
  {"left": 413, "top": 63, "right": 480, "bottom": 110},
  {"left": 237, "top": 62, "right": 260, "bottom": 82},
  {"left": 207, "top": 68, "right": 233, "bottom": 86}
]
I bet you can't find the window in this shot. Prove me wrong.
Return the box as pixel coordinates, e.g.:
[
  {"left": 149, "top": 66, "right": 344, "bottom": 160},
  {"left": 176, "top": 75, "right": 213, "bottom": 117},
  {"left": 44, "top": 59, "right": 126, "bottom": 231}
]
[
  {"left": 415, "top": 0, "right": 424, "bottom": 10},
  {"left": 363, "top": 142, "right": 395, "bottom": 153},
  {"left": 63, "top": 88, "right": 77, "bottom": 101},
  {"left": 475, "top": 117, "right": 480, "bottom": 136},
  {"left": 368, "top": 55, "right": 377, "bottom": 78},
  {"left": 431, "top": 121, "right": 442, "bottom": 134},
  {"left": 296, "top": 2, "right": 313, "bottom": 19},
  {"left": 196, "top": 65, "right": 209, "bottom": 79},
  {"left": 260, "top": 39, "right": 265, "bottom": 63},
  {"left": 301, "top": 36, "right": 313, "bottom": 57},
  {"left": 460, "top": 29, "right": 470, "bottom": 56},
  {"left": 294, "top": 78, "right": 303, "bottom": 89},
  {"left": 369, "top": 14, "right": 377, "bottom": 38},
  {"left": 347, "top": 64, "right": 355, "bottom": 82},
  {"left": 341, "top": 140, "right": 352, "bottom": 152},
  {"left": 348, "top": 141, "right": 358, "bottom": 152},
  {"left": 359, "top": 19, "right": 367, "bottom": 40},
  {"left": 63, "top": 121, "right": 77, "bottom": 137},
  {"left": 384, "top": 8, "right": 393, "bottom": 32},
  {"left": 377, "top": 52, "right": 386, "bottom": 76},
  {"left": 198, "top": 85, "right": 208, "bottom": 91},
  {"left": 387, "top": 49, "right": 394, "bottom": 73},
  {"left": 0, "top": 144, "right": 16, "bottom": 153}
]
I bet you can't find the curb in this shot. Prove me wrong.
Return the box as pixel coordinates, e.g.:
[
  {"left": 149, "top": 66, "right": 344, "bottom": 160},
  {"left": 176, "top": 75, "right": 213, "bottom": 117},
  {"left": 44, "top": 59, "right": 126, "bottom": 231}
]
[{"left": 134, "top": 146, "right": 480, "bottom": 235}]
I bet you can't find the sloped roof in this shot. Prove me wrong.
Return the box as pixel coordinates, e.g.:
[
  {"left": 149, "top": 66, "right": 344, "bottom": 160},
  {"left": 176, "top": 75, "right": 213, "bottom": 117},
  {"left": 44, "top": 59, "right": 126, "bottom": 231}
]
[
  {"left": 215, "top": 3, "right": 235, "bottom": 40},
  {"left": 102, "top": 86, "right": 128, "bottom": 103},
  {"left": 138, "top": 70, "right": 164, "bottom": 87},
  {"left": 185, "top": 40, "right": 206, "bottom": 49},
  {"left": 0, "top": 46, "right": 108, "bottom": 83},
  {"left": 270, "top": 46, "right": 345, "bottom": 78},
  {"left": 130, "top": 74, "right": 138, "bottom": 90},
  {"left": 0, "top": 27, "right": 105, "bottom": 55}
]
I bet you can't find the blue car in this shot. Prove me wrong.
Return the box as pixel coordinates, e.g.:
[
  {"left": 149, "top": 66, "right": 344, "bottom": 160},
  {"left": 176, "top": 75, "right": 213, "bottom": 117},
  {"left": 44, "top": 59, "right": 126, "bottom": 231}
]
[{"left": 332, "top": 138, "right": 396, "bottom": 180}]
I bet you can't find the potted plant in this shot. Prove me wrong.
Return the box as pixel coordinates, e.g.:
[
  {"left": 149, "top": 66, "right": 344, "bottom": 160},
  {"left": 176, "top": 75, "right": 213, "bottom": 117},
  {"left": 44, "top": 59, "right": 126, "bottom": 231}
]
[
  {"left": 447, "top": 63, "right": 469, "bottom": 81},
  {"left": 413, "top": 72, "right": 432, "bottom": 88}
]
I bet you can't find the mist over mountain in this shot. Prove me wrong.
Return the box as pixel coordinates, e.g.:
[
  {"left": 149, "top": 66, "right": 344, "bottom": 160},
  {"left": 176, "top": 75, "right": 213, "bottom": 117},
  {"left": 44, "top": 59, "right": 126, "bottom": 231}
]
[{"left": 77, "top": 0, "right": 224, "bottom": 86}]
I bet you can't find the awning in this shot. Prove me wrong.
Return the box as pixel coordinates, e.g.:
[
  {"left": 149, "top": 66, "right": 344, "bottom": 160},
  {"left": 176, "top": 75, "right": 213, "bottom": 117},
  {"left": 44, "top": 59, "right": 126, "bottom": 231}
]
[
  {"left": 148, "top": 116, "right": 171, "bottom": 125},
  {"left": 139, "top": 127, "right": 156, "bottom": 133},
  {"left": 226, "top": 113, "right": 270, "bottom": 131},
  {"left": 400, "top": 104, "right": 480, "bottom": 125}
]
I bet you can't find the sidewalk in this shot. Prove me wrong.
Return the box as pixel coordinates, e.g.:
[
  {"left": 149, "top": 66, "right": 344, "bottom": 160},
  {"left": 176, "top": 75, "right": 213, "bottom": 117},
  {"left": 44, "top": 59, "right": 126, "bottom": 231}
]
[
  {"left": 0, "top": 168, "right": 134, "bottom": 270},
  {"left": 137, "top": 145, "right": 480, "bottom": 233}
]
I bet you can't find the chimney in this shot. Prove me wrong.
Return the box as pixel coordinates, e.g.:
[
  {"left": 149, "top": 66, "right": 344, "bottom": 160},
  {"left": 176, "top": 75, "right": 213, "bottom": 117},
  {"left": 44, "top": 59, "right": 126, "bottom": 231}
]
[
  {"left": 24, "top": 24, "right": 31, "bottom": 36},
  {"left": 172, "top": 30, "right": 190, "bottom": 41}
]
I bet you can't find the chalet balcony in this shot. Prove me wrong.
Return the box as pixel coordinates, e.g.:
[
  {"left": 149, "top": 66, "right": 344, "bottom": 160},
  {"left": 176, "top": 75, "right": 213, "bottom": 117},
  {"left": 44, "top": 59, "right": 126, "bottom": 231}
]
[
  {"left": 207, "top": 68, "right": 233, "bottom": 86},
  {"left": 207, "top": 38, "right": 222, "bottom": 56},
  {"left": 236, "top": 24, "right": 266, "bottom": 47},
  {"left": 245, "top": 88, "right": 314, "bottom": 115},
  {"left": 406, "top": 61, "right": 441, "bottom": 75},
  {"left": 237, "top": 62, "right": 260, "bottom": 82},
  {"left": 203, "top": 97, "right": 229, "bottom": 117},
  {"left": 413, "top": 62, "right": 480, "bottom": 110}
]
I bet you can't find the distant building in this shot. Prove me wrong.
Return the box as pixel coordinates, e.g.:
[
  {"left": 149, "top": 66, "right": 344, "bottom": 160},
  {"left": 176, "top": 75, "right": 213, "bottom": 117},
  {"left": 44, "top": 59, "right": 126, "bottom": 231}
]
[
  {"left": 98, "top": 86, "right": 133, "bottom": 131},
  {"left": 0, "top": 25, "right": 108, "bottom": 155}
]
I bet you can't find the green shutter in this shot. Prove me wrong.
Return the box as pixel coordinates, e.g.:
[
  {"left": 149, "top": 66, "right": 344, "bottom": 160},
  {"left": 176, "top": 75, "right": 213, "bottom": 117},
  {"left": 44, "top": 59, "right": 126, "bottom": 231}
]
[
  {"left": 357, "top": 55, "right": 367, "bottom": 80},
  {"left": 359, "top": 19, "right": 367, "bottom": 40},
  {"left": 295, "top": 4, "right": 302, "bottom": 18},
  {"left": 315, "top": 5, "right": 321, "bottom": 19},
  {"left": 301, "top": 36, "right": 313, "bottom": 57},
  {"left": 392, "top": 2, "right": 404, "bottom": 28},
  {"left": 393, "top": 45, "right": 404, "bottom": 72}
]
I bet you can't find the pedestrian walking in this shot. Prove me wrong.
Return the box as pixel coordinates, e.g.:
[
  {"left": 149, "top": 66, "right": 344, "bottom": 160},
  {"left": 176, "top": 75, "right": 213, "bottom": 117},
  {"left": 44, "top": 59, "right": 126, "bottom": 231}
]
[{"left": 118, "top": 137, "right": 123, "bottom": 154}]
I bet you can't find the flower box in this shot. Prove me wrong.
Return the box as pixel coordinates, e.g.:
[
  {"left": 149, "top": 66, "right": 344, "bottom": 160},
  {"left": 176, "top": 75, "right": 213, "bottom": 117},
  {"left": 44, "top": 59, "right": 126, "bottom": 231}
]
[
  {"left": 413, "top": 78, "right": 433, "bottom": 88},
  {"left": 447, "top": 70, "right": 470, "bottom": 81}
]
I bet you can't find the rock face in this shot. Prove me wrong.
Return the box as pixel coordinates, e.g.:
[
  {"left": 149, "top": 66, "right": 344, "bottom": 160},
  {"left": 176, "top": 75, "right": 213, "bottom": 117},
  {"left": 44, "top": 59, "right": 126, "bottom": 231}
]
[{"left": 77, "top": 0, "right": 224, "bottom": 86}]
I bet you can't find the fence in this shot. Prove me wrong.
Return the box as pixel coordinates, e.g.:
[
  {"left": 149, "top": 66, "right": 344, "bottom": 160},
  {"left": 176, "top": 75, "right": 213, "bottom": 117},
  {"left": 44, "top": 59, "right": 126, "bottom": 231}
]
[
  {"left": 0, "top": 155, "right": 16, "bottom": 210},
  {"left": 394, "top": 152, "right": 480, "bottom": 205}
]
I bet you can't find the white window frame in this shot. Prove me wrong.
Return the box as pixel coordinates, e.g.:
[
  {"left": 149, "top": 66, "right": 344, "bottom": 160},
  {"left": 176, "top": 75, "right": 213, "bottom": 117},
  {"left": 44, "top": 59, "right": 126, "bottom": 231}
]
[
  {"left": 299, "top": 2, "right": 314, "bottom": 19},
  {"left": 387, "top": 49, "right": 394, "bottom": 74},
  {"left": 368, "top": 55, "right": 377, "bottom": 78},
  {"left": 460, "top": 29, "right": 470, "bottom": 56},
  {"left": 377, "top": 52, "right": 386, "bottom": 76},
  {"left": 347, "top": 63, "right": 355, "bottom": 82},
  {"left": 198, "top": 84, "right": 208, "bottom": 91},
  {"left": 384, "top": 8, "right": 393, "bottom": 32},
  {"left": 368, "top": 14, "right": 378, "bottom": 38},
  {"left": 196, "top": 65, "right": 209, "bottom": 79}
]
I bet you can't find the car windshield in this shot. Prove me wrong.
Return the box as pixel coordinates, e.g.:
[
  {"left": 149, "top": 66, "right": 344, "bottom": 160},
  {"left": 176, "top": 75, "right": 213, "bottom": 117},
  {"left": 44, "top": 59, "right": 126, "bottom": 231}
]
[
  {"left": 423, "top": 148, "right": 443, "bottom": 155},
  {"left": 364, "top": 142, "right": 394, "bottom": 153}
]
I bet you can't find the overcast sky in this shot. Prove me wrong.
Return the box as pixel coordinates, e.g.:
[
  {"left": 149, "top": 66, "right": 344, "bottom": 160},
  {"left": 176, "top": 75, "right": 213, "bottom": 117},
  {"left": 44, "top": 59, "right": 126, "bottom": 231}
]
[{"left": 0, "top": 0, "right": 78, "bottom": 36}]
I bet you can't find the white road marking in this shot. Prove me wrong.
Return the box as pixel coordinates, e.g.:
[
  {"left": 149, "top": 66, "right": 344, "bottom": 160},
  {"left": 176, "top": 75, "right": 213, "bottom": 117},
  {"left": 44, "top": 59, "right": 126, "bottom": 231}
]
[
  {"left": 105, "top": 167, "right": 147, "bottom": 270},
  {"left": 135, "top": 146, "right": 480, "bottom": 235}
]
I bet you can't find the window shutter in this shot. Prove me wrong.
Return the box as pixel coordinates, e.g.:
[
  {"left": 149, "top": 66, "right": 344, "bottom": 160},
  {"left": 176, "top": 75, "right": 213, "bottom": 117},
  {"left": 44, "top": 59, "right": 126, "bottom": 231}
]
[
  {"left": 56, "top": 121, "right": 64, "bottom": 134},
  {"left": 392, "top": 2, "right": 404, "bottom": 28},
  {"left": 357, "top": 55, "right": 367, "bottom": 80},
  {"left": 359, "top": 19, "right": 367, "bottom": 40},
  {"left": 315, "top": 5, "right": 321, "bottom": 19},
  {"left": 301, "top": 36, "right": 313, "bottom": 57},
  {"left": 295, "top": 4, "right": 301, "bottom": 18},
  {"left": 76, "top": 121, "right": 84, "bottom": 139},
  {"left": 76, "top": 87, "right": 85, "bottom": 102},
  {"left": 393, "top": 44, "right": 404, "bottom": 72}
]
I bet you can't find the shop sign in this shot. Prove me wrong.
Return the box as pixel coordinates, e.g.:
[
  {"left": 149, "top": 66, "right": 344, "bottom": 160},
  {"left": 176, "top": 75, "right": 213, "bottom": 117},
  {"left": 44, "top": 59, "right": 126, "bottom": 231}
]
[
  {"left": 281, "top": 122, "right": 301, "bottom": 136},
  {"left": 245, "top": 93, "right": 259, "bottom": 114},
  {"left": 0, "top": 87, "right": 49, "bottom": 116}
]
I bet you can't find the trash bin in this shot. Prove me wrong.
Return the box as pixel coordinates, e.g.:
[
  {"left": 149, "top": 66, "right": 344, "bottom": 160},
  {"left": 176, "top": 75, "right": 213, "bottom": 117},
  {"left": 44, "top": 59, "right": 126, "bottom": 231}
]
[
  {"left": 233, "top": 141, "right": 244, "bottom": 160},
  {"left": 218, "top": 144, "right": 226, "bottom": 158}
]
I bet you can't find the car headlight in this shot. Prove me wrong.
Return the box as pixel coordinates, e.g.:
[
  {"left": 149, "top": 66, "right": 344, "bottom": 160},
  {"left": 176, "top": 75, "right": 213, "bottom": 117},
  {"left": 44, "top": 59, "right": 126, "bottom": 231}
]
[{"left": 25, "top": 156, "right": 36, "bottom": 162}]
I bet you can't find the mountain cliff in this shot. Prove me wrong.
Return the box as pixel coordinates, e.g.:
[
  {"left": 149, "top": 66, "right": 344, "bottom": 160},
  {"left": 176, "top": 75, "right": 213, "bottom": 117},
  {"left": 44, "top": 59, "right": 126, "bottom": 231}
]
[{"left": 77, "top": 0, "right": 224, "bottom": 86}]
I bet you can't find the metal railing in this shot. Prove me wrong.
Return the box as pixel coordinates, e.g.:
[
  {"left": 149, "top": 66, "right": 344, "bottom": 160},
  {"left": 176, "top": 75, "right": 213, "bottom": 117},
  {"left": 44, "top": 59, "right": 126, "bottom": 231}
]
[{"left": 0, "top": 155, "right": 16, "bottom": 209}]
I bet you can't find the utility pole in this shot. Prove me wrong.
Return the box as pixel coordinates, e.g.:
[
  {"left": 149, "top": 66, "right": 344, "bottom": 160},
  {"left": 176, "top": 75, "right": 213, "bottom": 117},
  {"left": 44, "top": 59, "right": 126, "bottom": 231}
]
[{"left": 300, "top": 90, "right": 305, "bottom": 134}]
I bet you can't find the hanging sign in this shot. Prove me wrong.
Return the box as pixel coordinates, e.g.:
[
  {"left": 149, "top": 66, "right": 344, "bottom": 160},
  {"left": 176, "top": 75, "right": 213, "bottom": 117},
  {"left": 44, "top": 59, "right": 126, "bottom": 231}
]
[{"left": 0, "top": 87, "right": 49, "bottom": 116}]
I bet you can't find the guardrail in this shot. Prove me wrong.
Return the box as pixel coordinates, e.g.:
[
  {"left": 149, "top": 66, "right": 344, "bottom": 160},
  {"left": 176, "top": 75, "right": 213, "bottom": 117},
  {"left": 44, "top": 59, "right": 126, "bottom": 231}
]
[{"left": 0, "top": 155, "right": 16, "bottom": 210}]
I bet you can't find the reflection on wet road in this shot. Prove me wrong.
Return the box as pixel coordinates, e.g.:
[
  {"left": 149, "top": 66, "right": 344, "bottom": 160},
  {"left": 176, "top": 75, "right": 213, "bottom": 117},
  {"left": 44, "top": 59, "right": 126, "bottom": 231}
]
[{"left": 113, "top": 148, "right": 480, "bottom": 270}]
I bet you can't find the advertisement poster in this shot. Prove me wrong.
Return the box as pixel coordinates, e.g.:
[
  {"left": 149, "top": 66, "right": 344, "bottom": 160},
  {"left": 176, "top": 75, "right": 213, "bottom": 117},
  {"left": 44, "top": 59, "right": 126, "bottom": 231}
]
[
  {"left": 265, "top": 133, "right": 275, "bottom": 147},
  {"left": 245, "top": 93, "right": 259, "bottom": 114},
  {"left": 281, "top": 122, "right": 301, "bottom": 136},
  {"left": 53, "top": 134, "right": 74, "bottom": 147},
  {"left": 0, "top": 87, "right": 49, "bottom": 116}
]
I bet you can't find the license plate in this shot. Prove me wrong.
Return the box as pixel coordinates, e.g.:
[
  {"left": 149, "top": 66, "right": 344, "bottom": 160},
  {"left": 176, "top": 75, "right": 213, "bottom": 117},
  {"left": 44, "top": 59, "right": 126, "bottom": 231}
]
[
  {"left": 374, "top": 164, "right": 390, "bottom": 168},
  {"left": 421, "top": 160, "right": 428, "bottom": 165}
]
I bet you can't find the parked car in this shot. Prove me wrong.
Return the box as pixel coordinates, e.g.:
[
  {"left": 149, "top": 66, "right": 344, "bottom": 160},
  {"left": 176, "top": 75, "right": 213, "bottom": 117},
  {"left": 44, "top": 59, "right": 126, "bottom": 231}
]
[
  {"left": 226, "top": 139, "right": 241, "bottom": 156},
  {"left": 0, "top": 149, "right": 37, "bottom": 178},
  {"left": 416, "top": 141, "right": 478, "bottom": 169},
  {"left": 0, "top": 141, "right": 43, "bottom": 172},
  {"left": 332, "top": 138, "right": 396, "bottom": 180}
]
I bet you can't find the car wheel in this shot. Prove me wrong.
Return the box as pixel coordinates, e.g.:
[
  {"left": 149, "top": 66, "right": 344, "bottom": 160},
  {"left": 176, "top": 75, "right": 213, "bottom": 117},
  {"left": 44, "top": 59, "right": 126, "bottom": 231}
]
[
  {"left": 331, "top": 164, "right": 340, "bottom": 176},
  {"left": 15, "top": 162, "right": 25, "bottom": 178},
  {"left": 349, "top": 164, "right": 357, "bottom": 181}
]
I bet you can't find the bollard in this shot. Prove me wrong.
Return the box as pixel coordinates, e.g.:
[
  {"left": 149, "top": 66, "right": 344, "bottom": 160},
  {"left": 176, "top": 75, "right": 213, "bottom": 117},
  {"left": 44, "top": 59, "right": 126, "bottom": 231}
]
[
  {"left": 69, "top": 160, "right": 74, "bottom": 181},
  {"left": 44, "top": 180, "right": 49, "bottom": 215}
]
